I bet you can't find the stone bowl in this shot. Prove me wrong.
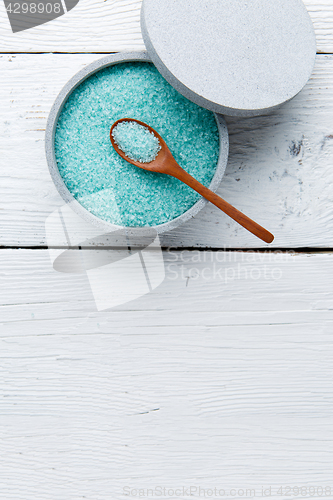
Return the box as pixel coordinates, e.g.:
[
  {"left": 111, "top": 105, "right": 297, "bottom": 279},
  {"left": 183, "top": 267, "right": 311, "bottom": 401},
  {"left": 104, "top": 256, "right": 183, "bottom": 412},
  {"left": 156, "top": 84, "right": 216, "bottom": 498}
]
[{"left": 45, "top": 51, "right": 229, "bottom": 235}]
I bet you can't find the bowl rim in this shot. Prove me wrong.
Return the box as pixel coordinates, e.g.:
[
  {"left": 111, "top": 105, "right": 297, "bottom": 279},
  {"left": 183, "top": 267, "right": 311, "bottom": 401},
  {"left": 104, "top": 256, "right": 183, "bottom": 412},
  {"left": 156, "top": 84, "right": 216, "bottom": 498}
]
[{"left": 45, "top": 51, "right": 229, "bottom": 234}]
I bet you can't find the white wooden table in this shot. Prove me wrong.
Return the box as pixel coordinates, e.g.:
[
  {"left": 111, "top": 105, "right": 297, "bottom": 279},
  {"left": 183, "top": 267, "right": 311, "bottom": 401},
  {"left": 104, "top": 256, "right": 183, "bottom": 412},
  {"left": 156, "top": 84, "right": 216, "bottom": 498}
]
[{"left": 1, "top": 2, "right": 333, "bottom": 499}]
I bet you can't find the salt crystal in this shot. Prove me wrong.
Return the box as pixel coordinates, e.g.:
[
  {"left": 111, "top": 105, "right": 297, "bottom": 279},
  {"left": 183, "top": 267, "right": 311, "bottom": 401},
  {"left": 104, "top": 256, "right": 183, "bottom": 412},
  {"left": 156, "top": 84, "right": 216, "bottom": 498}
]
[{"left": 54, "top": 62, "right": 219, "bottom": 227}]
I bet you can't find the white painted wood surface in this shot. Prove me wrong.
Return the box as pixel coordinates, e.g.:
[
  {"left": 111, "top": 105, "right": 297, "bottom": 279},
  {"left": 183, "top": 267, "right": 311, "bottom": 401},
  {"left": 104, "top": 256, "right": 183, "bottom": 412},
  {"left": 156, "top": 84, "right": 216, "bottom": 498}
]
[
  {"left": 0, "top": 0, "right": 332, "bottom": 53},
  {"left": 1, "top": 1, "right": 333, "bottom": 498},
  {"left": 1, "top": 249, "right": 333, "bottom": 500},
  {"left": 1, "top": 53, "right": 333, "bottom": 248}
]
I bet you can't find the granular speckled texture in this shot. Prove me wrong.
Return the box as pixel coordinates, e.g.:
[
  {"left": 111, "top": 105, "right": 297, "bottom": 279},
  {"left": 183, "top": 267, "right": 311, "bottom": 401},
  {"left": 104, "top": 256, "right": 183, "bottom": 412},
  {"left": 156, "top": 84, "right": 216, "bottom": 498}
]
[
  {"left": 112, "top": 120, "right": 161, "bottom": 163},
  {"left": 54, "top": 62, "right": 220, "bottom": 227},
  {"left": 141, "top": 0, "right": 316, "bottom": 116}
]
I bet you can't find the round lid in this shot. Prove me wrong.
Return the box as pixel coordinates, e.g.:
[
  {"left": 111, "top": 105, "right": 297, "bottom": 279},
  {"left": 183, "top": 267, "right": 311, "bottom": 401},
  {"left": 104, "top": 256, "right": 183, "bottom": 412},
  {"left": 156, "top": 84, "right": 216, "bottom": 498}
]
[{"left": 141, "top": 0, "right": 316, "bottom": 116}]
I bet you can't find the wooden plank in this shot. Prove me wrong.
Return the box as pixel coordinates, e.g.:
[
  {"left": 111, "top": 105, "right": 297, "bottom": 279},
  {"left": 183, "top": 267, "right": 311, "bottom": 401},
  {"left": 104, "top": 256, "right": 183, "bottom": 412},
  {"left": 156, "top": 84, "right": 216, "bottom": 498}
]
[
  {"left": 0, "top": 0, "right": 332, "bottom": 54},
  {"left": 0, "top": 249, "right": 333, "bottom": 499},
  {"left": 1, "top": 53, "right": 333, "bottom": 249}
]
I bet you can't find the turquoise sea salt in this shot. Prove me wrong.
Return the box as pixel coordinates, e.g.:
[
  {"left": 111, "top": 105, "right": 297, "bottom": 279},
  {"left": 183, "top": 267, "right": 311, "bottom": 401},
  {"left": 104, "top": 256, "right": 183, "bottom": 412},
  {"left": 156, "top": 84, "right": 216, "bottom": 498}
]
[
  {"left": 55, "top": 62, "right": 220, "bottom": 227},
  {"left": 112, "top": 121, "right": 161, "bottom": 163}
]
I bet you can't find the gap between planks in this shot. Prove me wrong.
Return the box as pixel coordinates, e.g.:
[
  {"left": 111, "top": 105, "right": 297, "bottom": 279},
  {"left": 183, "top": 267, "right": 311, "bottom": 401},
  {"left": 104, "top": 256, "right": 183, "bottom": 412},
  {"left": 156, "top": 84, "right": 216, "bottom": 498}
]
[{"left": 1, "top": 246, "right": 333, "bottom": 254}]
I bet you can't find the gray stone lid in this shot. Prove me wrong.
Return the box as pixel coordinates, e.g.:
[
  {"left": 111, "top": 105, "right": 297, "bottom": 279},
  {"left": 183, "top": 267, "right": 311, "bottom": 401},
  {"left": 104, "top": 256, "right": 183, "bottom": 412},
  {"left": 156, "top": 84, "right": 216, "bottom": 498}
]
[{"left": 141, "top": 0, "right": 316, "bottom": 117}]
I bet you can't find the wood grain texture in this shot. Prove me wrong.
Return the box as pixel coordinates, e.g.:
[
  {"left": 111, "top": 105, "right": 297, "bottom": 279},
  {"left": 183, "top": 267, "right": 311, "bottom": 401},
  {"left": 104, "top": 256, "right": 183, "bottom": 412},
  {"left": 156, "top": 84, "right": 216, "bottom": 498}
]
[
  {"left": 1, "top": 53, "right": 333, "bottom": 248},
  {"left": 1, "top": 2, "right": 332, "bottom": 497},
  {"left": 0, "top": 0, "right": 332, "bottom": 53},
  {"left": 0, "top": 249, "right": 333, "bottom": 499}
]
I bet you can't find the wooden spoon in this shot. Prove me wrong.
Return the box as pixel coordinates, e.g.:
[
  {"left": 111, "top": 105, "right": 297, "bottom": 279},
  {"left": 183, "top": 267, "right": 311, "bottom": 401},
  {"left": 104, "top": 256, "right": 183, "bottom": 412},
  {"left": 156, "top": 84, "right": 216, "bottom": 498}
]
[{"left": 110, "top": 118, "right": 274, "bottom": 244}]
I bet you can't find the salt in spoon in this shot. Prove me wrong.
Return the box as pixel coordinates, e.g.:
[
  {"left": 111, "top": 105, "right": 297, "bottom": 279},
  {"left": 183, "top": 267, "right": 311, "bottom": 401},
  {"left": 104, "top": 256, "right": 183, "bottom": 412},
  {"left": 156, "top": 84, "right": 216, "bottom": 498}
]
[{"left": 110, "top": 118, "right": 274, "bottom": 244}]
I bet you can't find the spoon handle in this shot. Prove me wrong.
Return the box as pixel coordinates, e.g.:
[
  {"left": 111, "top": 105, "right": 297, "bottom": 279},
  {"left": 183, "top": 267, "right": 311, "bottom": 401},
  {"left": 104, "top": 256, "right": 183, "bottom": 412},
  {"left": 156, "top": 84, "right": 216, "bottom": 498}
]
[{"left": 168, "top": 161, "right": 274, "bottom": 244}]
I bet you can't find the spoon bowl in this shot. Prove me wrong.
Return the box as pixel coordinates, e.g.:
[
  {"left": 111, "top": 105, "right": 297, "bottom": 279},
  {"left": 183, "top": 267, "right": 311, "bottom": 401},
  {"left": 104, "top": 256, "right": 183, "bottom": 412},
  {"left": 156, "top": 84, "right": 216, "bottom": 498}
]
[
  {"left": 110, "top": 118, "right": 274, "bottom": 243},
  {"left": 110, "top": 118, "right": 174, "bottom": 173}
]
